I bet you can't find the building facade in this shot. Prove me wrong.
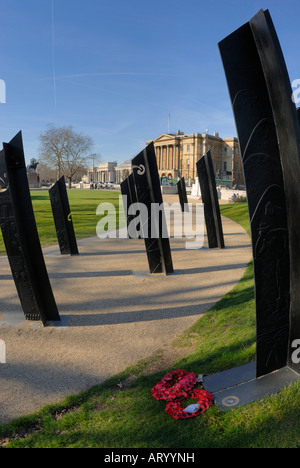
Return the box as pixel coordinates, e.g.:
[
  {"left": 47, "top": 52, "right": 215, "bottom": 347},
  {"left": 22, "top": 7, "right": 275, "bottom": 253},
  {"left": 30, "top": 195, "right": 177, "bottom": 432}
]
[
  {"left": 146, "top": 131, "right": 244, "bottom": 187},
  {"left": 87, "top": 162, "right": 117, "bottom": 183},
  {"left": 85, "top": 131, "right": 244, "bottom": 187},
  {"left": 87, "top": 161, "right": 132, "bottom": 184},
  {"left": 114, "top": 161, "right": 132, "bottom": 183}
]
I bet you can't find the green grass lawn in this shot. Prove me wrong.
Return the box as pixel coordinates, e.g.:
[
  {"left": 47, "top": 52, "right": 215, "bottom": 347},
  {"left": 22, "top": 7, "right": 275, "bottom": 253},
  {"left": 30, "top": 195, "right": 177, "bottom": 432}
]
[
  {"left": 220, "top": 203, "right": 251, "bottom": 236},
  {"left": 0, "top": 189, "right": 125, "bottom": 255},
  {"left": 0, "top": 202, "right": 299, "bottom": 448}
]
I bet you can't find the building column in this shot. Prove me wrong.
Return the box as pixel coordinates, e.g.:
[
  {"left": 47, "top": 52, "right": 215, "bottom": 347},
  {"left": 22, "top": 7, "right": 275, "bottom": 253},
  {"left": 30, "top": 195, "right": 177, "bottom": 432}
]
[
  {"left": 156, "top": 146, "right": 161, "bottom": 170},
  {"left": 166, "top": 146, "right": 169, "bottom": 170},
  {"left": 163, "top": 146, "right": 167, "bottom": 170},
  {"left": 173, "top": 145, "right": 176, "bottom": 169}
]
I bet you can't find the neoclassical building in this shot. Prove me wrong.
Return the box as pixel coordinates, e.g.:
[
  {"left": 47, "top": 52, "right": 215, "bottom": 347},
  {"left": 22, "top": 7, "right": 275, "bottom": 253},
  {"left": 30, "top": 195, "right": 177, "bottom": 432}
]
[
  {"left": 87, "top": 161, "right": 132, "bottom": 184},
  {"left": 87, "top": 162, "right": 117, "bottom": 183},
  {"left": 86, "top": 130, "right": 244, "bottom": 187},
  {"left": 114, "top": 161, "right": 132, "bottom": 183},
  {"left": 146, "top": 131, "right": 244, "bottom": 186}
]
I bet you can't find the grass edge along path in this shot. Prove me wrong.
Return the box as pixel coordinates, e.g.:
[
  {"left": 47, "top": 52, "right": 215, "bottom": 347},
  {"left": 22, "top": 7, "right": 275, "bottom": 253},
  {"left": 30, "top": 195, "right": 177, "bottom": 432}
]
[{"left": 0, "top": 204, "right": 299, "bottom": 448}]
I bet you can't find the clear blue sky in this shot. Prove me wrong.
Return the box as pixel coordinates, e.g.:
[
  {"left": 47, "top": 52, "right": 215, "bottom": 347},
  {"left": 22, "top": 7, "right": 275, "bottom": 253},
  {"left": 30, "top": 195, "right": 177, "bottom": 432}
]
[{"left": 1, "top": 0, "right": 300, "bottom": 165}]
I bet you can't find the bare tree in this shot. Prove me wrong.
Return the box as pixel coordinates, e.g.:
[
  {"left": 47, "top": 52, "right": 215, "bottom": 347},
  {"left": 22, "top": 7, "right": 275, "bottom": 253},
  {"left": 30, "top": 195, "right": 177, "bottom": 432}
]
[
  {"left": 36, "top": 161, "right": 57, "bottom": 185},
  {"left": 71, "top": 163, "right": 89, "bottom": 183},
  {"left": 38, "top": 125, "right": 95, "bottom": 187}
]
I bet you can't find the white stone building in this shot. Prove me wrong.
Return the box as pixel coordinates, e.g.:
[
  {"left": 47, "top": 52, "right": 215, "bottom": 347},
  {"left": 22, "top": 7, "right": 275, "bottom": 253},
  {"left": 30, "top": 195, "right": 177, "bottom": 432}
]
[{"left": 87, "top": 162, "right": 117, "bottom": 183}]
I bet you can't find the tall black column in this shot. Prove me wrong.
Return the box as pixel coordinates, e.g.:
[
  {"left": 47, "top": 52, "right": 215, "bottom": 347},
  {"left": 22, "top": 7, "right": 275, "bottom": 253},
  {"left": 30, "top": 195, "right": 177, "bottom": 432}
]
[
  {"left": 177, "top": 177, "right": 189, "bottom": 212},
  {"left": 49, "top": 176, "right": 79, "bottom": 256},
  {"left": 249, "top": 9, "right": 300, "bottom": 375},
  {"left": 219, "top": 9, "right": 300, "bottom": 377},
  {"left": 120, "top": 173, "right": 139, "bottom": 238},
  {"left": 132, "top": 143, "right": 173, "bottom": 275},
  {"left": 196, "top": 151, "right": 225, "bottom": 250},
  {"left": 203, "top": 10, "right": 299, "bottom": 411},
  {"left": 0, "top": 132, "right": 60, "bottom": 326}
]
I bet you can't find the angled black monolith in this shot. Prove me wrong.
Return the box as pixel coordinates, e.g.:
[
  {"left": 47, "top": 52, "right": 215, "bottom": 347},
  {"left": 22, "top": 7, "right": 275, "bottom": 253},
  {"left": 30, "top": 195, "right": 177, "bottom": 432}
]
[
  {"left": 131, "top": 143, "right": 174, "bottom": 274},
  {"left": 49, "top": 177, "right": 79, "bottom": 255},
  {"left": 196, "top": 151, "right": 224, "bottom": 249},
  {"left": 120, "top": 173, "right": 140, "bottom": 239},
  {"left": 177, "top": 177, "right": 189, "bottom": 212},
  {"left": 203, "top": 9, "right": 300, "bottom": 410},
  {"left": 0, "top": 132, "right": 60, "bottom": 326},
  {"left": 249, "top": 9, "right": 300, "bottom": 376}
]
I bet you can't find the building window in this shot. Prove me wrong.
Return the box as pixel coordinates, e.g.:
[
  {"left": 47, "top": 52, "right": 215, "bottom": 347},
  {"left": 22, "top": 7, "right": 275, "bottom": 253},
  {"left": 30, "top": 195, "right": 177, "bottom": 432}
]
[
  {"left": 224, "top": 162, "right": 227, "bottom": 172},
  {"left": 187, "top": 145, "right": 190, "bottom": 151}
]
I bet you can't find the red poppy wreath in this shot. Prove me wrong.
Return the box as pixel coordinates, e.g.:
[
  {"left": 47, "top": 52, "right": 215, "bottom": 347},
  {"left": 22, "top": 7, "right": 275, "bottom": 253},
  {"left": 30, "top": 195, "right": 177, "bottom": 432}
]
[
  {"left": 152, "top": 369, "right": 214, "bottom": 420},
  {"left": 151, "top": 369, "right": 198, "bottom": 402},
  {"left": 165, "top": 389, "right": 214, "bottom": 420}
]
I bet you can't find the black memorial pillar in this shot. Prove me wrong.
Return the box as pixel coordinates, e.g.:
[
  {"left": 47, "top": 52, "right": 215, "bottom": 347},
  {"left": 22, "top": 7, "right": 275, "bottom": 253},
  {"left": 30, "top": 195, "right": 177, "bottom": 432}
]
[
  {"left": 177, "top": 177, "right": 189, "bottom": 212},
  {"left": 196, "top": 151, "right": 225, "bottom": 249},
  {"left": 203, "top": 9, "right": 300, "bottom": 409},
  {"left": 249, "top": 9, "right": 300, "bottom": 376},
  {"left": 131, "top": 143, "right": 174, "bottom": 275},
  {"left": 49, "top": 176, "right": 79, "bottom": 255},
  {"left": 0, "top": 132, "right": 60, "bottom": 326},
  {"left": 120, "top": 173, "right": 139, "bottom": 238}
]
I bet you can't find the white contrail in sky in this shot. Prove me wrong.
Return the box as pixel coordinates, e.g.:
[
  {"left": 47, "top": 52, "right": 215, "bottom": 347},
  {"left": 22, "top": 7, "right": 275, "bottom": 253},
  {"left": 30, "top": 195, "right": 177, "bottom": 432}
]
[
  {"left": 52, "top": 72, "right": 169, "bottom": 79},
  {"left": 51, "top": 0, "right": 57, "bottom": 106},
  {"left": 37, "top": 71, "right": 172, "bottom": 82}
]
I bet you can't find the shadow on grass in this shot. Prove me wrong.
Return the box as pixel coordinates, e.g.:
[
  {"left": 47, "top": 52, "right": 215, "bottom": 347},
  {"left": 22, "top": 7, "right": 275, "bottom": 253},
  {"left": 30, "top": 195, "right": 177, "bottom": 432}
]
[
  {"left": 5, "top": 373, "right": 299, "bottom": 448},
  {"left": 44, "top": 399, "right": 299, "bottom": 448},
  {"left": 213, "top": 284, "right": 255, "bottom": 311},
  {"left": 1, "top": 264, "right": 299, "bottom": 449},
  {"left": 3, "top": 208, "right": 296, "bottom": 448}
]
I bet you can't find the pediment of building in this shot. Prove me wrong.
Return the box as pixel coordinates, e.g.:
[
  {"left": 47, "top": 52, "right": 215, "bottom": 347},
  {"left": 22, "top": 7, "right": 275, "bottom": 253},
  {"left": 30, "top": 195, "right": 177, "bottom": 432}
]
[{"left": 147, "top": 134, "right": 178, "bottom": 145}]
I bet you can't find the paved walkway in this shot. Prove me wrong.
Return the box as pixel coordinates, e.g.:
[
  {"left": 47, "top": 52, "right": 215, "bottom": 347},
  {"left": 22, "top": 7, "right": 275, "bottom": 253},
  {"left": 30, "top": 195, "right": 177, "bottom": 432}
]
[{"left": 0, "top": 197, "right": 252, "bottom": 424}]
